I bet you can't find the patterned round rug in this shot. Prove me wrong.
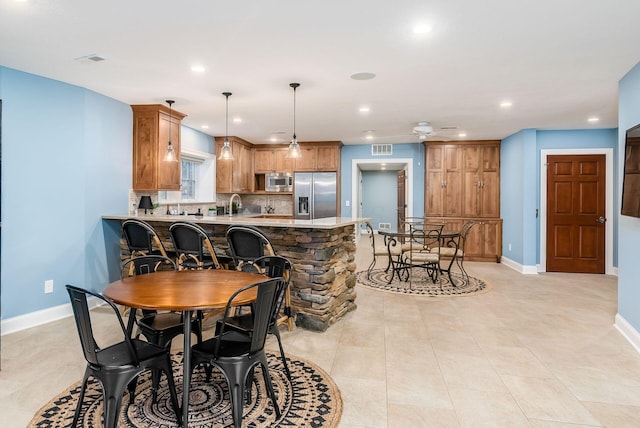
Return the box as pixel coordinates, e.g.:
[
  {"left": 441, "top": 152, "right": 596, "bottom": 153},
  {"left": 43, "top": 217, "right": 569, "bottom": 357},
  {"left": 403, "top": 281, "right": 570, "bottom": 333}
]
[
  {"left": 357, "top": 268, "right": 491, "bottom": 296},
  {"left": 28, "top": 351, "right": 342, "bottom": 428}
]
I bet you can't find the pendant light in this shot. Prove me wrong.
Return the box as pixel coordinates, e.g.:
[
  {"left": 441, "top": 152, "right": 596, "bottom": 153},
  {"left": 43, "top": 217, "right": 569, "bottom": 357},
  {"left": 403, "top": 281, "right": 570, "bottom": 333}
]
[
  {"left": 218, "top": 92, "right": 235, "bottom": 161},
  {"left": 285, "top": 82, "right": 302, "bottom": 159},
  {"left": 164, "top": 100, "right": 178, "bottom": 162}
]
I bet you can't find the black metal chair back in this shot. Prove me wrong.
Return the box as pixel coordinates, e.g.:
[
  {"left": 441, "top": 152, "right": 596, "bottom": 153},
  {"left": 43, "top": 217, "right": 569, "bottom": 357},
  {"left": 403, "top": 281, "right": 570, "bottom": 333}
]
[
  {"left": 169, "top": 221, "right": 221, "bottom": 269},
  {"left": 122, "top": 218, "right": 170, "bottom": 258},
  {"left": 226, "top": 225, "right": 275, "bottom": 268}
]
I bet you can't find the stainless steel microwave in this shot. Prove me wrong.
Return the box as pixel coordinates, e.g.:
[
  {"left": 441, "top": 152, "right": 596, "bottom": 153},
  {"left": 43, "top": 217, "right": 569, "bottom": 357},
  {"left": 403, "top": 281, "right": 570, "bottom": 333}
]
[{"left": 265, "top": 172, "right": 293, "bottom": 192}]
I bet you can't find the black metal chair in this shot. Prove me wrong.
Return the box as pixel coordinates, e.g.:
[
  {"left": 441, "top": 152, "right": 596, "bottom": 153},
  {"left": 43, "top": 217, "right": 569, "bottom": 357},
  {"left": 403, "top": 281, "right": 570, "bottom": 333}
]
[
  {"left": 435, "top": 221, "right": 477, "bottom": 285},
  {"left": 122, "top": 218, "right": 173, "bottom": 259},
  {"left": 401, "top": 222, "right": 444, "bottom": 283},
  {"left": 65, "top": 284, "right": 181, "bottom": 428},
  {"left": 191, "top": 278, "right": 283, "bottom": 428},
  {"left": 169, "top": 221, "right": 223, "bottom": 270},
  {"left": 121, "top": 255, "right": 202, "bottom": 402},
  {"left": 226, "top": 225, "right": 293, "bottom": 331},
  {"left": 214, "top": 255, "right": 293, "bottom": 382}
]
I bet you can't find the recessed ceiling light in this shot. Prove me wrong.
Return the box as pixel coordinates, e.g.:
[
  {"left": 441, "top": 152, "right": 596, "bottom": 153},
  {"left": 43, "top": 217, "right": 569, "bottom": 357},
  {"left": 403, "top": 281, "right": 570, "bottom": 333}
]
[
  {"left": 413, "top": 24, "right": 433, "bottom": 35},
  {"left": 359, "top": 106, "right": 371, "bottom": 113},
  {"left": 269, "top": 137, "right": 279, "bottom": 142},
  {"left": 191, "top": 65, "right": 205, "bottom": 73},
  {"left": 458, "top": 132, "right": 467, "bottom": 138},
  {"left": 233, "top": 117, "right": 242, "bottom": 124},
  {"left": 350, "top": 72, "right": 376, "bottom": 81},
  {"left": 365, "top": 134, "right": 374, "bottom": 140},
  {"left": 201, "top": 125, "right": 209, "bottom": 130},
  {"left": 500, "top": 101, "right": 513, "bottom": 108},
  {"left": 588, "top": 117, "right": 600, "bottom": 123}
]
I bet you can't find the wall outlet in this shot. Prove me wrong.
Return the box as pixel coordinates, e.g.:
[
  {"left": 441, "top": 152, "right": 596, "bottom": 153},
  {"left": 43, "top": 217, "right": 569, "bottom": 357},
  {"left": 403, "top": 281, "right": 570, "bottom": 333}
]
[
  {"left": 508, "top": 243, "right": 512, "bottom": 251},
  {"left": 44, "top": 279, "right": 54, "bottom": 294},
  {"left": 345, "top": 200, "right": 350, "bottom": 207}
]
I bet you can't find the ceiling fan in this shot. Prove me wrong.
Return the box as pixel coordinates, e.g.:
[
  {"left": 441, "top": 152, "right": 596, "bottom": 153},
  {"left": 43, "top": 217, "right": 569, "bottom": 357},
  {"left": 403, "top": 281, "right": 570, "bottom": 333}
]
[{"left": 412, "top": 121, "right": 435, "bottom": 141}]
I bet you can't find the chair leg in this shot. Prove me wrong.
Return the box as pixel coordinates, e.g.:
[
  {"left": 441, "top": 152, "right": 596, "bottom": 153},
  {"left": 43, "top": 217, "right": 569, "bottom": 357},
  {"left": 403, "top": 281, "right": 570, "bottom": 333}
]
[
  {"left": 102, "top": 371, "right": 139, "bottom": 428},
  {"left": 271, "top": 326, "right": 292, "bottom": 382},
  {"left": 71, "top": 368, "right": 92, "bottom": 428},
  {"left": 259, "top": 361, "right": 281, "bottom": 419}
]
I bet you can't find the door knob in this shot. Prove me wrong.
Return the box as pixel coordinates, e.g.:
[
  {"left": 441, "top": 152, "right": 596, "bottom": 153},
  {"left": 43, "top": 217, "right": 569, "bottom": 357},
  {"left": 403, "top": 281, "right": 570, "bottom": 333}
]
[{"left": 596, "top": 216, "right": 606, "bottom": 224}]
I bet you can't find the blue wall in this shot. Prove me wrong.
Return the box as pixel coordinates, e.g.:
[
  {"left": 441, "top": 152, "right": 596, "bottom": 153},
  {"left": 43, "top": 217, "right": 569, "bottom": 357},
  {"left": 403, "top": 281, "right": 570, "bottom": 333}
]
[
  {"left": 500, "top": 128, "right": 617, "bottom": 267},
  {"left": 182, "top": 125, "right": 214, "bottom": 153},
  {"left": 362, "top": 170, "right": 398, "bottom": 231},
  {"left": 341, "top": 143, "right": 425, "bottom": 219},
  {"left": 618, "top": 60, "right": 640, "bottom": 332},
  {"left": 0, "top": 67, "right": 131, "bottom": 319}
]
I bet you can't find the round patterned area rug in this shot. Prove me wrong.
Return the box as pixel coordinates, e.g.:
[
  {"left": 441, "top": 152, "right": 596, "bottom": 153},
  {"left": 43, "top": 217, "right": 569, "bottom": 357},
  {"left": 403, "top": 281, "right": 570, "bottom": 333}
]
[
  {"left": 357, "top": 268, "right": 491, "bottom": 296},
  {"left": 29, "top": 351, "right": 341, "bottom": 428}
]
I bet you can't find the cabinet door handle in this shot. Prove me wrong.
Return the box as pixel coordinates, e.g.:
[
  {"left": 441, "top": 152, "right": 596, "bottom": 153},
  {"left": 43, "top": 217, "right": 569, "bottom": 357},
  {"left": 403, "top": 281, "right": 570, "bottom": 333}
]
[
  {"left": 443, "top": 180, "right": 447, "bottom": 188},
  {"left": 477, "top": 181, "right": 481, "bottom": 188}
]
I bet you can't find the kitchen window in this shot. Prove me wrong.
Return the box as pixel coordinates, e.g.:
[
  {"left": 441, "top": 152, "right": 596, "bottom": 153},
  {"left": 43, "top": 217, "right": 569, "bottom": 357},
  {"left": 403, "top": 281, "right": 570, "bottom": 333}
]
[{"left": 181, "top": 159, "right": 198, "bottom": 199}]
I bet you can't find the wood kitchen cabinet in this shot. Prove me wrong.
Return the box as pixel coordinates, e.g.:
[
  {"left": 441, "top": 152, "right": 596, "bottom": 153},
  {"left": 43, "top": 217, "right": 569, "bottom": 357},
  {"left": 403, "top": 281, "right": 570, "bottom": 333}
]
[
  {"left": 425, "top": 217, "right": 502, "bottom": 262},
  {"left": 424, "top": 140, "right": 501, "bottom": 263},
  {"left": 216, "top": 137, "right": 253, "bottom": 193},
  {"left": 131, "top": 104, "right": 186, "bottom": 191},
  {"left": 462, "top": 144, "right": 500, "bottom": 218},
  {"left": 254, "top": 148, "right": 294, "bottom": 173},
  {"left": 294, "top": 142, "right": 342, "bottom": 171},
  {"left": 424, "top": 144, "right": 463, "bottom": 217}
]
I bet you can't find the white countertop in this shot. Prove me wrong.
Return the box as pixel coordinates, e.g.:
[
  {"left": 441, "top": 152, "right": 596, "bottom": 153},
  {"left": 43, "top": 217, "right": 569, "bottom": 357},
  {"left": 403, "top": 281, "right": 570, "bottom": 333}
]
[{"left": 102, "top": 214, "right": 371, "bottom": 230}]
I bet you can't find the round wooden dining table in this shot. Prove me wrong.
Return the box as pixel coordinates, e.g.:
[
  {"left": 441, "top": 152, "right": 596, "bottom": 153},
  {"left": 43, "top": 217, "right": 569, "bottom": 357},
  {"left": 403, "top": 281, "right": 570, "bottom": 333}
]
[{"left": 103, "top": 269, "right": 266, "bottom": 428}]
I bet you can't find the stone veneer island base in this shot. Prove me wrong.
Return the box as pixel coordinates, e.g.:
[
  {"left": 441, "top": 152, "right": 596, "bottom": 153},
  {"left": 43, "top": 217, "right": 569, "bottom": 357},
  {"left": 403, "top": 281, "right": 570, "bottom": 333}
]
[{"left": 103, "top": 215, "right": 368, "bottom": 332}]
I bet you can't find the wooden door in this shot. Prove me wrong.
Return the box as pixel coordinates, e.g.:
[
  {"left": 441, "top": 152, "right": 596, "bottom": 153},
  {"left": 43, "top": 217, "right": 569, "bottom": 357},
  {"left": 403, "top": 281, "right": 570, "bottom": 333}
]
[
  {"left": 425, "top": 145, "right": 444, "bottom": 216},
  {"left": 275, "top": 150, "right": 295, "bottom": 173},
  {"left": 295, "top": 148, "right": 316, "bottom": 171},
  {"left": 397, "top": 169, "right": 406, "bottom": 229},
  {"left": 254, "top": 149, "right": 275, "bottom": 173},
  {"left": 462, "top": 145, "right": 481, "bottom": 217},
  {"left": 480, "top": 145, "right": 500, "bottom": 217},
  {"left": 316, "top": 146, "right": 339, "bottom": 171},
  {"left": 547, "top": 155, "right": 606, "bottom": 273},
  {"left": 444, "top": 146, "right": 463, "bottom": 216}
]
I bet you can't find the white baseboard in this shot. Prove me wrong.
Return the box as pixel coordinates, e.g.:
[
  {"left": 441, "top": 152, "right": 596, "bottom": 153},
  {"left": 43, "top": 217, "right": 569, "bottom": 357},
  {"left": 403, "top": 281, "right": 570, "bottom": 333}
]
[
  {"left": 501, "top": 256, "right": 538, "bottom": 274},
  {"left": 1, "top": 296, "right": 103, "bottom": 336},
  {"left": 615, "top": 313, "right": 640, "bottom": 355}
]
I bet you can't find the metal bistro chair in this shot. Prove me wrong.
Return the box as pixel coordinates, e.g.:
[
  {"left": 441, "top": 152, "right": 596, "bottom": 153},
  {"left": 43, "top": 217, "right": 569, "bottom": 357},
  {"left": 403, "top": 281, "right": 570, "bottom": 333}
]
[
  {"left": 365, "top": 221, "right": 401, "bottom": 280},
  {"left": 402, "top": 222, "right": 444, "bottom": 284},
  {"left": 169, "top": 221, "right": 223, "bottom": 270},
  {"left": 433, "top": 221, "right": 477, "bottom": 286},
  {"left": 65, "top": 284, "right": 181, "bottom": 428},
  {"left": 121, "top": 255, "right": 203, "bottom": 402},
  {"left": 226, "top": 225, "right": 293, "bottom": 331},
  {"left": 191, "top": 278, "right": 283, "bottom": 428},
  {"left": 122, "top": 218, "right": 174, "bottom": 260}
]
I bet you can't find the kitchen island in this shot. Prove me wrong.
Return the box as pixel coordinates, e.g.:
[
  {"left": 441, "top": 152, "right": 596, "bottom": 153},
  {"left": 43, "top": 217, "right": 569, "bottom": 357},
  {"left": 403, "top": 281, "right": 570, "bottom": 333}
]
[{"left": 102, "top": 214, "right": 370, "bottom": 331}]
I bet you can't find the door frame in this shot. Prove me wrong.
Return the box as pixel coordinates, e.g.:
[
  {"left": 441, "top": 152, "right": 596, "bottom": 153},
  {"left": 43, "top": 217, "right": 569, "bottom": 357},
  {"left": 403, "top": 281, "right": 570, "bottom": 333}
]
[
  {"left": 351, "top": 158, "right": 414, "bottom": 228},
  {"left": 540, "top": 148, "right": 614, "bottom": 274}
]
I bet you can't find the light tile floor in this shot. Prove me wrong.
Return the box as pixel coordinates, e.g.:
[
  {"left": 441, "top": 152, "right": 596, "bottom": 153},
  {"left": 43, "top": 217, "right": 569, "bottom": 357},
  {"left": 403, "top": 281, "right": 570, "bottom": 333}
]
[{"left": 2, "top": 236, "right": 640, "bottom": 427}]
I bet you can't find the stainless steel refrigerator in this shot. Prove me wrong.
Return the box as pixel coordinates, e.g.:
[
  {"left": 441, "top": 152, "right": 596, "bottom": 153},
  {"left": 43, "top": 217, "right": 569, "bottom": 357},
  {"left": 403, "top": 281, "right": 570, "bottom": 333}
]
[{"left": 294, "top": 172, "right": 337, "bottom": 220}]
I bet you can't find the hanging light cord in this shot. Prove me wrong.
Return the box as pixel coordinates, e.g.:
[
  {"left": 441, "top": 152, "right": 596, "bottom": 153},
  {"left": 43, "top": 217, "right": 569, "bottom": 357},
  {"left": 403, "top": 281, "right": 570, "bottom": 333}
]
[{"left": 292, "top": 84, "right": 297, "bottom": 142}]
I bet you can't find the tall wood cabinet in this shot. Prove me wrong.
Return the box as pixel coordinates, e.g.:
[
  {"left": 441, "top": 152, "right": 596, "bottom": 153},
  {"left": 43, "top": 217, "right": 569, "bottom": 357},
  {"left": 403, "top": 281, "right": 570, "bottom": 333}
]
[
  {"left": 131, "top": 104, "right": 186, "bottom": 191},
  {"left": 424, "top": 141, "right": 502, "bottom": 262},
  {"left": 215, "top": 137, "right": 253, "bottom": 193}
]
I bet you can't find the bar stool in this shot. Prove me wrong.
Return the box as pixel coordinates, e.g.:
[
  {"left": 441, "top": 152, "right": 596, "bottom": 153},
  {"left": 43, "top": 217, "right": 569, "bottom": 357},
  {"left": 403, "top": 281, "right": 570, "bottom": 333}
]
[
  {"left": 122, "top": 218, "right": 173, "bottom": 259},
  {"left": 169, "top": 221, "right": 223, "bottom": 270}
]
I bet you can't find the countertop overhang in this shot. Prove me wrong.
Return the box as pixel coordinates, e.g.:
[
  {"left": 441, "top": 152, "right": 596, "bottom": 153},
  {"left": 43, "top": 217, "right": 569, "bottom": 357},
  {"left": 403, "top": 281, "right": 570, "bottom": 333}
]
[{"left": 102, "top": 214, "right": 371, "bottom": 230}]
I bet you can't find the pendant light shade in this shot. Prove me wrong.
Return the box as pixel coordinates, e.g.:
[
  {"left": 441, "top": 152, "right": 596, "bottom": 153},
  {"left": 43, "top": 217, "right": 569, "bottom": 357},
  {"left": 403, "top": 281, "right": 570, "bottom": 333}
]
[
  {"left": 285, "top": 82, "right": 302, "bottom": 159},
  {"left": 218, "top": 92, "right": 235, "bottom": 161},
  {"left": 164, "top": 100, "right": 178, "bottom": 162}
]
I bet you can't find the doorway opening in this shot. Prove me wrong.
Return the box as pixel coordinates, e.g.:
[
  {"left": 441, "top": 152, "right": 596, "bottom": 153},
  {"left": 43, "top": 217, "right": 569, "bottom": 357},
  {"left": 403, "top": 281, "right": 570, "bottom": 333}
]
[{"left": 351, "top": 158, "right": 413, "bottom": 237}]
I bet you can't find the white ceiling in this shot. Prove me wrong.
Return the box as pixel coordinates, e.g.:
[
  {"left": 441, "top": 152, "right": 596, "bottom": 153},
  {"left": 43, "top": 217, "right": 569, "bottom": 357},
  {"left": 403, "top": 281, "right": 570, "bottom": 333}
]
[{"left": 2, "top": 0, "right": 640, "bottom": 145}]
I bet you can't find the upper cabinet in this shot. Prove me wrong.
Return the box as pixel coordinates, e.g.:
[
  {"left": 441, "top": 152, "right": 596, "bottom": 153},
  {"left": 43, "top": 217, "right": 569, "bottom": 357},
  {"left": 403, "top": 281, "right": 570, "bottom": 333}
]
[
  {"left": 131, "top": 104, "right": 186, "bottom": 191},
  {"left": 424, "top": 144, "right": 463, "bottom": 217},
  {"left": 425, "top": 141, "right": 500, "bottom": 219},
  {"left": 254, "top": 149, "right": 295, "bottom": 174},
  {"left": 216, "top": 137, "right": 254, "bottom": 193},
  {"left": 462, "top": 144, "right": 500, "bottom": 218},
  {"left": 294, "top": 142, "right": 341, "bottom": 171}
]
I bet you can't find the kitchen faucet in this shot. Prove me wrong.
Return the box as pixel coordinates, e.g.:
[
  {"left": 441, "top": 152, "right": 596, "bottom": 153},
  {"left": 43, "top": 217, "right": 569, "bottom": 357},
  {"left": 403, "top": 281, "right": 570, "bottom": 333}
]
[{"left": 229, "top": 193, "right": 242, "bottom": 216}]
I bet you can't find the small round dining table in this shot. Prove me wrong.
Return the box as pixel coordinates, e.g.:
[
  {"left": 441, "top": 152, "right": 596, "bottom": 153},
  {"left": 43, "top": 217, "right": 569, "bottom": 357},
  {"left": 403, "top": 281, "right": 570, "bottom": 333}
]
[{"left": 103, "top": 268, "right": 266, "bottom": 428}]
